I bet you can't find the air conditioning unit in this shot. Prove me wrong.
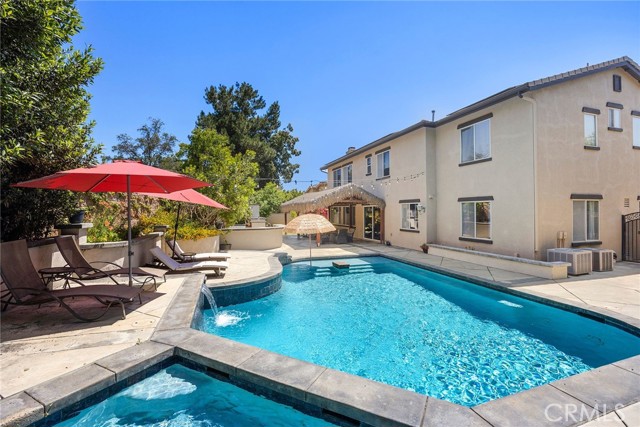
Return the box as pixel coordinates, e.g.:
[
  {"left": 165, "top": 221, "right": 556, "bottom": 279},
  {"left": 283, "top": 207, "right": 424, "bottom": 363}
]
[
  {"left": 547, "top": 249, "right": 592, "bottom": 275},
  {"left": 585, "top": 249, "right": 614, "bottom": 272}
]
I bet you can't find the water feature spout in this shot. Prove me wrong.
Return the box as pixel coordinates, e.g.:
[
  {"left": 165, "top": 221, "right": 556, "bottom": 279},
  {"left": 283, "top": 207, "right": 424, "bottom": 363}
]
[{"left": 200, "top": 283, "right": 219, "bottom": 316}]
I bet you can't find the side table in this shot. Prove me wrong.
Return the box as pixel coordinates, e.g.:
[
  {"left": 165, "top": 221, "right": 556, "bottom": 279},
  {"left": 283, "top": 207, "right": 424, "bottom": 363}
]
[{"left": 39, "top": 266, "right": 75, "bottom": 289}]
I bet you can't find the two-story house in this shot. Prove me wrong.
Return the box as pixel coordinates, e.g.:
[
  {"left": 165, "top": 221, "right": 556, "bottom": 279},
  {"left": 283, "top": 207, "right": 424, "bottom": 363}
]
[{"left": 282, "top": 57, "right": 640, "bottom": 261}]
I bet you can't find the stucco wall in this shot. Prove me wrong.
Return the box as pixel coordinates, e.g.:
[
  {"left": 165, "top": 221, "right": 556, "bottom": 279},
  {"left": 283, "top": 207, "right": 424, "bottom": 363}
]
[
  {"left": 327, "top": 128, "right": 430, "bottom": 249},
  {"left": 224, "top": 226, "right": 284, "bottom": 250},
  {"left": 435, "top": 97, "right": 536, "bottom": 258},
  {"left": 531, "top": 69, "right": 640, "bottom": 258}
]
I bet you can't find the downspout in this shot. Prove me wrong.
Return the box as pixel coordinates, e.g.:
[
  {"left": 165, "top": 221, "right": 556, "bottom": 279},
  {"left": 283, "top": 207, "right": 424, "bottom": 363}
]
[{"left": 519, "top": 92, "right": 538, "bottom": 258}]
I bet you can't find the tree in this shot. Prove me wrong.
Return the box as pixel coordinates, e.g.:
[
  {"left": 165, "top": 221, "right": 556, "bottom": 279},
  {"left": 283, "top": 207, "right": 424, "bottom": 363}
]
[
  {"left": 180, "top": 128, "right": 258, "bottom": 226},
  {"left": 108, "top": 117, "right": 179, "bottom": 169},
  {"left": 1, "top": 0, "right": 103, "bottom": 241},
  {"left": 197, "top": 82, "right": 301, "bottom": 186},
  {"left": 250, "top": 182, "right": 302, "bottom": 218}
]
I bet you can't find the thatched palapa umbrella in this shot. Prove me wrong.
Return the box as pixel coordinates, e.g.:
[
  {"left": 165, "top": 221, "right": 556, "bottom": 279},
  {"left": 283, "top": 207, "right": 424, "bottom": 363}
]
[{"left": 283, "top": 214, "right": 336, "bottom": 265}]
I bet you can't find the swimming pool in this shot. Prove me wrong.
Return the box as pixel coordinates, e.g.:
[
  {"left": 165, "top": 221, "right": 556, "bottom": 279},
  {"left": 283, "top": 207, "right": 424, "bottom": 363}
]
[
  {"left": 51, "top": 364, "right": 334, "bottom": 427},
  {"left": 200, "top": 257, "right": 640, "bottom": 407}
]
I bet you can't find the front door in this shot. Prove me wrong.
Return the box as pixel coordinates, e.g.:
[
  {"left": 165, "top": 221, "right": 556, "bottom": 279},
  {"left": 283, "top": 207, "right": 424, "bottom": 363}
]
[{"left": 363, "top": 206, "right": 381, "bottom": 241}]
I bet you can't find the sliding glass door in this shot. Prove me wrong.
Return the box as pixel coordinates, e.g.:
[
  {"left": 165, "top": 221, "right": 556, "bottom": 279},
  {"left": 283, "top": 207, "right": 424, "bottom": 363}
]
[{"left": 363, "top": 206, "right": 381, "bottom": 241}]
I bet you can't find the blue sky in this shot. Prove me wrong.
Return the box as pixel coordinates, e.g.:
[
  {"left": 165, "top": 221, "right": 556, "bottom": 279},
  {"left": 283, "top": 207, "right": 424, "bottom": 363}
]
[{"left": 74, "top": 1, "right": 640, "bottom": 190}]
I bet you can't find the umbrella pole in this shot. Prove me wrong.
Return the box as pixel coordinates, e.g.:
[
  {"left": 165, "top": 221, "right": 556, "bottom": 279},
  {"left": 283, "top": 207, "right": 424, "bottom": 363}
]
[
  {"left": 308, "top": 233, "right": 312, "bottom": 266},
  {"left": 127, "top": 176, "right": 133, "bottom": 286},
  {"left": 172, "top": 203, "right": 181, "bottom": 258}
]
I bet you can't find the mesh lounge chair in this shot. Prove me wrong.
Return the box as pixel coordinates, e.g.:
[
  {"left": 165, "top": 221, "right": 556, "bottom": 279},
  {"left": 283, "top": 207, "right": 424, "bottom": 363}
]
[
  {"left": 150, "top": 247, "right": 228, "bottom": 276},
  {"left": 55, "top": 236, "right": 162, "bottom": 289},
  {"left": 166, "top": 239, "right": 232, "bottom": 262},
  {"left": 0, "top": 240, "right": 142, "bottom": 322}
]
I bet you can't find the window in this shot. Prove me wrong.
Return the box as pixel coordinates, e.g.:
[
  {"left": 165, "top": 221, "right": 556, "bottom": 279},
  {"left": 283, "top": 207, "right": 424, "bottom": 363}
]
[
  {"left": 365, "top": 156, "right": 372, "bottom": 175},
  {"left": 460, "top": 119, "right": 491, "bottom": 163},
  {"left": 330, "top": 206, "right": 353, "bottom": 226},
  {"left": 573, "top": 200, "right": 599, "bottom": 242},
  {"left": 332, "top": 168, "right": 342, "bottom": 188},
  {"left": 634, "top": 117, "right": 640, "bottom": 148},
  {"left": 461, "top": 202, "right": 491, "bottom": 240},
  {"left": 333, "top": 164, "right": 352, "bottom": 187},
  {"left": 376, "top": 150, "right": 390, "bottom": 178},
  {"left": 609, "top": 108, "right": 621, "bottom": 129},
  {"left": 401, "top": 203, "right": 419, "bottom": 231},
  {"left": 583, "top": 114, "right": 597, "bottom": 147},
  {"left": 613, "top": 75, "right": 622, "bottom": 92}
]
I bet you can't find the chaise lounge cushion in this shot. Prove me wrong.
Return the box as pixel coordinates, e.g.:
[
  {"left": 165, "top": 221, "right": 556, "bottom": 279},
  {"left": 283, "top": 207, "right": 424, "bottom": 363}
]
[{"left": 151, "top": 247, "right": 228, "bottom": 276}]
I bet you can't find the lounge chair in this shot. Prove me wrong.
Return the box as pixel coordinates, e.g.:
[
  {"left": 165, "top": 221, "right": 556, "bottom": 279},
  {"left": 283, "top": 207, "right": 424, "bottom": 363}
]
[
  {"left": 150, "top": 247, "right": 228, "bottom": 276},
  {"left": 166, "top": 239, "right": 232, "bottom": 262},
  {"left": 0, "top": 240, "right": 143, "bottom": 322},
  {"left": 55, "top": 236, "right": 162, "bottom": 289}
]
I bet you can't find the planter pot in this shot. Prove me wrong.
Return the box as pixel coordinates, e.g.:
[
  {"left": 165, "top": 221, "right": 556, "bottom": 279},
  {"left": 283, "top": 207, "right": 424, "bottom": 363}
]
[
  {"left": 219, "top": 243, "right": 232, "bottom": 252},
  {"left": 69, "top": 210, "right": 85, "bottom": 224}
]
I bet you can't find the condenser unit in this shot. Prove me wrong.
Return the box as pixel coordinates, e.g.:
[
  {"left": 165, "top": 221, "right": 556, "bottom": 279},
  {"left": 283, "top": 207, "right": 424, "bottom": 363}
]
[
  {"left": 585, "top": 249, "right": 614, "bottom": 272},
  {"left": 547, "top": 249, "right": 593, "bottom": 275}
]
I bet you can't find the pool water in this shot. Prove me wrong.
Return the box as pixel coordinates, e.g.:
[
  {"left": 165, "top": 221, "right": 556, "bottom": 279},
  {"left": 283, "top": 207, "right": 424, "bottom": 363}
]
[
  {"left": 53, "top": 364, "right": 333, "bottom": 427},
  {"left": 201, "top": 257, "right": 640, "bottom": 407}
]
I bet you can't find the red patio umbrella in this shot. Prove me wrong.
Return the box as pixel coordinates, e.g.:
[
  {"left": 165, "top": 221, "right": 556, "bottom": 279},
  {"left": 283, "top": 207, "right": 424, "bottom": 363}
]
[
  {"left": 137, "top": 189, "right": 227, "bottom": 257},
  {"left": 12, "top": 160, "right": 211, "bottom": 285}
]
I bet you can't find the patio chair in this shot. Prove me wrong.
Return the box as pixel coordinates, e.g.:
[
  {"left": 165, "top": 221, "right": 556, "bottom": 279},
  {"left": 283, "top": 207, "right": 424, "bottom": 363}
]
[
  {"left": 0, "top": 240, "right": 142, "bottom": 322},
  {"left": 54, "top": 236, "right": 162, "bottom": 289},
  {"left": 150, "top": 247, "right": 228, "bottom": 277},
  {"left": 347, "top": 229, "right": 355, "bottom": 243},
  {"left": 166, "top": 239, "right": 232, "bottom": 262},
  {"left": 336, "top": 229, "right": 349, "bottom": 244}
]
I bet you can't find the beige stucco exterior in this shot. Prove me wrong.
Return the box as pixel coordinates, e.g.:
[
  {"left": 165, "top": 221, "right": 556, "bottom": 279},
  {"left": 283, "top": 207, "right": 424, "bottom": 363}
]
[
  {"left": 321, "top": 59, "right": 640, "bottom": 261},
  {"left": 434, "top": 96, "right": 536, "bottom": 258},
  {"left": 530, "top": 69, "right": 640, "bottom": 259},
  {"left": 327, "top": 128, "right": 431, "bottom": 250}
]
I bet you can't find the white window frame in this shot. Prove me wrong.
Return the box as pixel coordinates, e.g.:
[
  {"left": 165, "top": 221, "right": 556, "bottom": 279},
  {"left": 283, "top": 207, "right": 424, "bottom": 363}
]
[
  {"left": 583, "top": 113, "right": 598, "bottom": 147},
  {"left": 400, "top": 203, "right": 419, "bottom": 231},
  {"left": 460, "top": 201, "right": 491, "bottom": 240},
  {"left": 633, "top": 116, "right": 640, "bottom": 148},
  {"left": 376, "top": 150, "right": 390, "bottom": 178},
  {"left": 366, "top": 157, "right": 372, "bottom": 175},
  {"left": 332, "top": 168, "right": 342, "bottom": 188},
  {"left": 608, "top": 108, "right": 621, "bottom": 129},
  {"left": 573, "top": 200, "right": 600, "bottom": 242},
  {"left": 460, "top": 118, "right": 491, "bottom": 163}
]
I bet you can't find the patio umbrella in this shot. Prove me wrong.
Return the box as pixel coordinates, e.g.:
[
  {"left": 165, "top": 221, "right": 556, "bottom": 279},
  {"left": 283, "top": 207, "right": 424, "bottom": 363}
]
[
  {"left": 12, "top": 160, "right": 211, "bottom": 285},
  {"left": 137, "top": 189, "right": 227, "bottom": 257},
  {"left": 283, "top": 214, "right": 336, "bottom": 265}
]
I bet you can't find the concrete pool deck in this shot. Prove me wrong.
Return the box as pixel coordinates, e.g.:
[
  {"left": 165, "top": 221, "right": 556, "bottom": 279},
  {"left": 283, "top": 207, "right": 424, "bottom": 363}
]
[{"left": 1, "top": 236, "right": 639, "bottom": 426}]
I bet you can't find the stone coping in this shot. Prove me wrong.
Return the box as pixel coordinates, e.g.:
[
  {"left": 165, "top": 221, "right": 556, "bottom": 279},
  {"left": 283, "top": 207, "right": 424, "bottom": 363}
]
[
  {"left": 79, "top": 232, "right": 161, "bottom": 250},
  {"left": 2, "top": 253, "right": 639, "bottom": 427},
  {"left": 54, "top": 223, "right": 94, "bottom": 230},
  {"left": 207, "top": 254, "right": 283, "bottom": 290},
  {"left": 224, "top": 225, "right": 285, "bottom": 231}
]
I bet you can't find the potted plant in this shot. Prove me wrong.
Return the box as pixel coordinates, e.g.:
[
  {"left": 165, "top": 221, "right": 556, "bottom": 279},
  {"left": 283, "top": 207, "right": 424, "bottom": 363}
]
[
  {"left": 420, "top": 243, "right": 429, "bottom": 254},
  {"left": 68, "top": 210, "right": 86, "bottom": 223},
  {"left": 219, "top": 235, "right": 232, "bottom": 252}
]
